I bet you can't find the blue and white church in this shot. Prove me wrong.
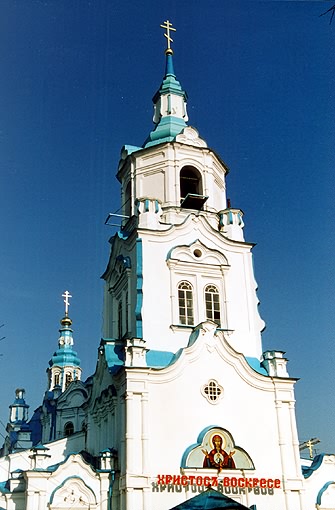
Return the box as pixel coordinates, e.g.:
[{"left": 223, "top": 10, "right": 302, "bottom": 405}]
[{"left": 1, "top": 21, "right": 335, "bottom": 510}]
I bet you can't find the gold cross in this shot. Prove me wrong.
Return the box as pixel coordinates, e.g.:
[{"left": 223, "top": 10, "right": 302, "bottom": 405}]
[
  {"left": 306, "top": 440, "right": 314, "bottom": 459},
  {"left": 160, "top": 20, "right": 176, "bottom": 55}
]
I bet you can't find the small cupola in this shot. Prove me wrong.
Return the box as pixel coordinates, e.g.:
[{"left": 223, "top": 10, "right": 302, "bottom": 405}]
[
  {"left": 9, "top": 388, "right": 29, "bottom": 424},
  {"left": 47, "top": 291, "right": 82, "bottom": 394}
]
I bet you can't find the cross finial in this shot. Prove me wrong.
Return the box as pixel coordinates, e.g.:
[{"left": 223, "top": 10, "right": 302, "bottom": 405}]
[
  {"left": 160, "top": 20, "right": 176, "bottom": 55},
  {"left": 62, "top": 290, "right": 72, "bottom": 316},
  {"left": 306, "top": 440, "right": 313, "bottom": 459}
]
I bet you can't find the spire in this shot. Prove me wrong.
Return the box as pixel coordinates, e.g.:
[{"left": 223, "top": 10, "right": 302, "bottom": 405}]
[{"left": 143, "top": 21, "right": 188, "bottom": 148}]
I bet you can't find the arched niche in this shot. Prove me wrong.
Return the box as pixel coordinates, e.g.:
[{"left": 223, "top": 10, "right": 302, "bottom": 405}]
[
  {"left": 49, "top": 476, "right": 97, "bottom": 509},
  {"left": 182, "top": 427, "right": 254, "bottom": 470},
  {"left": 180, "top": 166, "right": 207, "bottom": 210}
]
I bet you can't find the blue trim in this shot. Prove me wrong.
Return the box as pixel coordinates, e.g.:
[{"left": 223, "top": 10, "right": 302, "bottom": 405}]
[
  {"left": 169, "top": 348, "right": 183, "bottom": 365},
  {"left": 104, "top": 343, "right": 124, "bottom": 373},
  {"left": 187, "top": 328, "right": 201, "bottom": 347},
  {"left": 122, "top": 144, "right": 141, "bottom": 156},
  {"left": 196, "top": 425, "right": 225, "bottom": 444},
  {"left": 0, "top": 481, "right": 9, "bottom": 494},
  {"left": 316, "top": 481, "right": 335, "bottom": 505},
  {"left": 135, "top": 239, "right": 143, "bottom": 338},
  {"left": 11, "top": 399, "right": 28, "bottom": 406},
  {"left": 49, "top": 347, "right": 81, "bottom": 368},
  {"left": 31, "top": 442, "right": 49, "bottom": 451},
  {"left": 144, "top": 116, "right": 187, "bottom": 148},
  {"left": 165, "top": 53, "right": 175, "bottom": 76},
  {"left": 302, "top": 453, "right": 325, "bottom": 478},
  {"left": 245, "top": 357, "right": 268, "bottom": 376},
  {"left": 146, "top": 350, "right": 174, "bottom": 367}
]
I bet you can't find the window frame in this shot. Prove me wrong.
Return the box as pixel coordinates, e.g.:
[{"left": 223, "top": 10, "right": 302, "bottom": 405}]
[
  {"left": 64, "top": 421, "right": 74, "bottom": 436},
  {"left": 204, "top": 284, "right": 221, "bottom": 327},
  {"left": 53, "top": 372, "right": 60, "bottom": 387},
  {"left": 65, "top": 372, "right": 72, "bottom": 388},
  {"left": 178, "top": 281, "right": 195, "bottom": 326},
  {"left": 168, "top": 241, "right": 228, "bottom": 330}
]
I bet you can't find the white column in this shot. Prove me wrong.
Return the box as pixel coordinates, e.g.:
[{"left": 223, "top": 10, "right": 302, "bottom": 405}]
[
  {"left": 125, "top": 391, "right": 135, "bottom": 471},
  {"left": 275, "top": 389, "right": 304, "bottom": 510},
  {"left": 275, "top": 398, "right": 292, "bottom": 472},
  {"left": 37, "top": 491, "right": 46, "bottom": 510},
  {"left": 26, "top": 490, "right": 38, "bottom": 510},
  {"left": 143, "top": 487, "right": 152, "bottom": 510},
  {"left": 141, "top": 391, "right": 149, "bottom": 473},
  {"left": 120, "top": 395, "right": 126, "bottom": 475},
  {"left": 289, "top": 401, "right": 303, "bottom": 477}
]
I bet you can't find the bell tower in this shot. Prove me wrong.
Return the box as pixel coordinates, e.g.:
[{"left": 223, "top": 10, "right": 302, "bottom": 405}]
[{"left": 102, "top": 21, "right": 265, "bottom": 364}]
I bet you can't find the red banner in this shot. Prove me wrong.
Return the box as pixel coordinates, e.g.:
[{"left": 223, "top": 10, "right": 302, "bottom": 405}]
[{"left": 156, "top": 474, "right": 281, "bottom": 489}]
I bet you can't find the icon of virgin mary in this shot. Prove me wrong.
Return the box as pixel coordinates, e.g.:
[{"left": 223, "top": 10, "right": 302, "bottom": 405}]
[{"left": 202, "top": 434, "right": 236, "bottom": 470}]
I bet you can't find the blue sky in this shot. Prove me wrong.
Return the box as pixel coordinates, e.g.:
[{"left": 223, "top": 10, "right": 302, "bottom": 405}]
[{"left": 0, "top": 0, "right": 334, "bottom": 455}]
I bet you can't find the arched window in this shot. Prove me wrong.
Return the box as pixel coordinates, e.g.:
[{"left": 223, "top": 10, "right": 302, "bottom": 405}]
[
  {"left": 118, "top": 300, "right": 123, "bottom": 339},
  {"left": 124, "top": 181, "right": 131, "bottom": 219},
  {"left": 178, "top": 281, "right": 194, "bottom": 325},
  {"left": 65, "top": 372, "right": 72, "bottom": 388},
  {"left": 54, "top": 373, "right": 60, "bottom": 386},
  {"left": 64, "top": 422, "right": 74, "bottom": 436},
  {"left": 205, "top": 285, "right": 221, "bottom": 326},
  {"left": 125, "top": 291, "right": 129, "bottom": 333},
  {"left": 180, "top": 166, "right": 202, "bottom": 198}
]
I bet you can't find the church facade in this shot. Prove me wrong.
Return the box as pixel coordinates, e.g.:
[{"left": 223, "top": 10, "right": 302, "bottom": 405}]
[{"left": 1, "top": 22, "right": 335, "bottom": 510}]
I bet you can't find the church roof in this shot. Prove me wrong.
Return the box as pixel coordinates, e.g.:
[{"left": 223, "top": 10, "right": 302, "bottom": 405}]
[
  {"left": 169, "top": 488, "right": 251, "bottom": 509},
  {"left": 49, "top": 346, "right": 81, "bottom": 368}
]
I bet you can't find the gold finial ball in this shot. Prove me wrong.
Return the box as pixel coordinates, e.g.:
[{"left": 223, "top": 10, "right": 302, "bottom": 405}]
[
  {"left": 60, "top": 315, "right": 72, "bottom": 327},
  {"left": 165, "top": 48, "right": 174, "bottom": 56}
]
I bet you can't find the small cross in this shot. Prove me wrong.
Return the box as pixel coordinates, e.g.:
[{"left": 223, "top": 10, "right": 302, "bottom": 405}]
[
  {"left": 62, "top": 291, "right": 72, "bottom": 315},
  {"left": 160, "top": 20, "right": 176, "bottom": 54},
  {"left": 306, "top": 440, "right": 314, "bottom": 459}
]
